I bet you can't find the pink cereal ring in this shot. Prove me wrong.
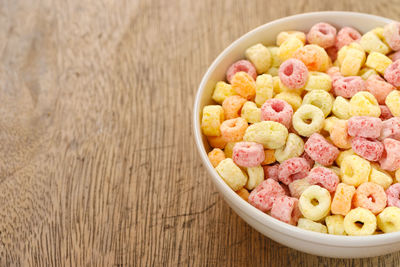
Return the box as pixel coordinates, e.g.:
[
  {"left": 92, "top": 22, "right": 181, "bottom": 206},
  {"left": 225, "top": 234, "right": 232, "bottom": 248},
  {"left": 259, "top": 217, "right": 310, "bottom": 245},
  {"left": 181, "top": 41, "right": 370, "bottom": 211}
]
[
  {"left": 306, "top": 166, "right": 339, "bottom": 193},
  {"left": 226, "top": 60, "right": 257, "bottom": 84},
  {"left": 389, "top": 50, "right": 400, "bottom": 62},
  {"left": 263, "top": 164, "right": 279, "bottom": 181},
  {"left": 365, "top": 75, "right": 394, "bottom": 104},
  {"left": 380, "top": 117, "right": 400, "bottom": 140},
  {"left": 304, "top": 133, "right": 339, "bottom": 166},
  {"left": 261, "top": 99, "right": 293, "bottom": 128},
  {"left": 384, "top": 60, "right": 400, "bottom": 87},
  {"left": 383, "top": 22, "right": 400, "bottom": 51},
  {"left": 380, "top": 138, "right": 400, "bottom": 171},
  {"left": 353, "top": 182, "right": 387, "bottom": 215},
  {"left": 248, "top": 179, "right": 286, "bottom": 212},
  {"left": 332, "top": 76, "right": 366, "bottom": 98},
  {"left": 232, "top": 141, "right": 265, "bottom": 167},
  {"left": 380, "top": 105, "right": 393, "bottom": 121},
  {"left": 386, "top": 183, "right": 400, "bottom": 208},
  {"left": 278, "top": 157, "right": 311, "bottom": 185},
  {"left": 271, "top": 195, "right": 301, "bottom": 225},
  {"left": 347, "top": 116, "right": 382, "bottom": 139},
  {"left": 307, "top": 22, "right": 337, "bottom": 48},
  {"left": 336, "top": 27, "right": 362, "bottom": 49},
  {"left": 327, "top": 66, "right": 343, "bottom": 82},
  {"left": 351, "top": 137, "right": 384, "bottom": 162},
  {"left": 278, "top": 59, "right": 309, "bottom": 89}
]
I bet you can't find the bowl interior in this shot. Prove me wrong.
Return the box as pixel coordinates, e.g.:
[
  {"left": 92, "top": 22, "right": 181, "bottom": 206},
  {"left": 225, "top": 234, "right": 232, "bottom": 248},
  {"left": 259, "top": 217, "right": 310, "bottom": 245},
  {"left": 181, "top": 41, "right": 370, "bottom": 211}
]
[{"left": 193, "top": 11, "right": 400, "bottom": 247}]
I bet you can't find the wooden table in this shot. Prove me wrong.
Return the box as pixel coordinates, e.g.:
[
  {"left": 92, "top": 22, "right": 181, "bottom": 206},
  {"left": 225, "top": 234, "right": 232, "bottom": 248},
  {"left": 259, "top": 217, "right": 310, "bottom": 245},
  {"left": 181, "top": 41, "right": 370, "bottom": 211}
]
[{"left": 1, "top": 0, "right": 400, "bottom": 266}]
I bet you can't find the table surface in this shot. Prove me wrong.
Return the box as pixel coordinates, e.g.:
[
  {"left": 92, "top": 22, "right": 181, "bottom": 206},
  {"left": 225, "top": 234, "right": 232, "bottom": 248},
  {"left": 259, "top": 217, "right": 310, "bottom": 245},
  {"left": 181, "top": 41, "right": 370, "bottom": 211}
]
[{"left": 1, "top": 0, "right": 400, "bottom": 266}]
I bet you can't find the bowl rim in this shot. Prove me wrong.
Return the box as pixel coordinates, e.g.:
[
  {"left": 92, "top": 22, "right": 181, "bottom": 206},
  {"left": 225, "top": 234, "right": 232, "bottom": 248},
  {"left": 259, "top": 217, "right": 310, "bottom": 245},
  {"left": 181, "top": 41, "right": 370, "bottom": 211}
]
[{"left": 193, "top": 11, "right": 400, "bottom": 247}]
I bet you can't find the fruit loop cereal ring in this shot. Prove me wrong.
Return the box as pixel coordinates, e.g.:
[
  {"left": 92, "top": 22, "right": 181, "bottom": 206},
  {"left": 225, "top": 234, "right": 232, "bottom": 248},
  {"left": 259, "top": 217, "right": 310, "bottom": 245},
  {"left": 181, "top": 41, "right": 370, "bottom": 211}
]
[
  {"left": 271, "top": 195, "right": 301, "bottom": 225},
  {"left": 231, "top": 71, "right": 257, "bottom": 100},
  {"left": 340, "top": 48, "right": 366, "bottom": 76},
  {"left": 245, "top": 43, "right": 271, "bottom": 74},
  {"left": 327, "top": 66, "right": 343, "bottom": 82},
  {"left": 274, "top": 92, "right": 302, "bottom": 111},
  {"left": 201, "top": 105, "right": 224, "bottom": 136},
  {"left": 232, "top": 142, "right": 265, "bottom": 167},
  {"left": 386, "top": 183, "right": 400, "bottom": 208},
  {"left": 365, "top": 52, "right": 392, "bottom": 74},
  {"left": 241, "top": 101, "right": 261, "bottom": 123},
  {"left": 274, "top": 133, "right": 304, "bottom": 163},
  {"left": 344, "top": 207, "right": 377, "bottom": 236},
  {"left": 244, "top": 121, "right": 288, "bottom": 149},
  {"left": 289, "top": 178, "right": 311, "bottom": 199},
  {"left": 380, "top": 138, "right": 400, "bottom": 171},
  {"left": 207, "top": 135, "right": 227, "bottom": 149},
  {"left": 276, "top": 31, "right": 306, "bottom": 46},
  {"left": 304, "top": 71, "right": 332, "bottom": 92},
  {"left": 353, "top": 182, "right": 387, "bottom": 215},
  {"left": 333, "top": 76, "right": 365, "bottom": 98},
  {"left": 292, "top": 44, "right": 330, "bottom": 72},
  {"left": 347, "top": 116, "right": 382, "bottom": 139},
  {"left": 263, "top": 164, "right": 279, "bottom": 180},
  {"left": 385, "top": 90, "right": 400, "bottom": 117},
  {"left": 267, "top": 46, "right": 282, "bottom": 67},
  {"left": 340, "top": 155, "right": 371, "bottom": 187},
  {"left": 360, "top": 31, "right": 390, "bottom": 55},
  {"left": 223, "top": 142, "right": 236, "bottom": 158},
  {"left": 248, "top": 178, "right": 285, "bottom": 212},
  {"left": 278, "top": 157, "right": 311, "bottom": 185},
  {"left": 335, "top": 149, "right": 355, "bottom": 166},
  {"left": 329, "top": 119, "right": 352, "bottom": 149},
  {"left": 245, "top": 166, "right": 264, "bottom": 190},
  {"left": 377, "top": 207, "right": 400, "bottom": 233},
  {"left": 365, "top": 75, "right": 394, "bottom": 105},
  {"left": 215, "top": 158, "right": 248, "bottom": 191},
  {"left": 359, "top": 67, "right": 378, "bottom": 80},
  {"left": 261, "top": 149, "right": 276, "bottom": 165},
  {"left": 278, "top": 59, "right": 309, "bottom": 89},
  {"left": 255, "top": 74, "right": 274, "bottom": 107},
  {"left": 332, "top": 97, "right": 351, "bottom": 119},
  {"left": 369, "top": 164, "right": 393, "bottom": 190},
  {"left": 380, "top": 105, "right": 393, "bottom": 121},
  {"left": 336, "top": 27, "right": 362, "bottom": 49},
  {"left": 383, "top": 22, "right": 400, "bottom": 51},
  {"left": 380, "top": 117, "right": 400, "bottom": 140},
  {"left": 236, "top": 188, "right": 250, "bottom": 201},
  {"left": 222, "top": 95, "right": 247, "bottom": 120},
  {"left": 220, "top": 117, "right": 248, "bottom": 143},
  {"left": 272, "top": 76, "right": 303, "bottom": 95},
  {"left": 208, "top": 148, "right": 226, "bottom": 167},
  {"left": 304, "top": 133, "right": 339, "bottom": 166},
  {"left": 331, "top": 183, "right": 356, "bottom": 216},
  {"left": 351, "top": 137, "right": 384, "bottom": 162},
  {"left": 302, "top": 90, "right": 333, "bottom": 117},
  {"left": 349, "top": 91, "right": 381, "bottom": 117},
  {"left": 299, "top": 185, "right": 331, "bottom": 221},
  {"left": 226, "top": 60, "right": 257, "bottom": 83},
  {"left": 307, "top": 22, "right": 337, "bottom": 48},
  {"left": 278, "top": 37, "right": 304, "bottom": 61},
  {"left": 212, "top": 81, "right": 237, "bottom": 104},
  {"left": 307, "top": 166, "right": 339, "bottom": 193},
  {"left": 384, "top": 60, "right": 400, "bottom": 87},
  {"left": 325, "top": 215, "right": 346, "bottom": 235},
  {"left": 292, "top": 105, "right": 324, "bottom": 137},
  {"left": 261, "top": 99, "right": 293, "bottom": 128},
  {"left": 297, "top": 218, "right": 328, "bottom": 233}
]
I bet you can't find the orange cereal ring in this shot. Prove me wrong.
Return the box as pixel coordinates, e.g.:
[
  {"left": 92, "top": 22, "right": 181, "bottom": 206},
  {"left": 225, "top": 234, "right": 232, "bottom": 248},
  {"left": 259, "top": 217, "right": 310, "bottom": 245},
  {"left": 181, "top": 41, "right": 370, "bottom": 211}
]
[
  {"left": 353, "top": 182, "right": 387, "bottom": 215},
  {"left": 292, "top": 44, "right": 330, "bottom": 71},
  {"left": 262, "top": 149, "right": 276, "bottom": 165},
  {"left": 222, "top": 95, "right": 247, "bottom": 119},
  {"left": 207, "top": 135, "right": 227, "bottom": 149},
  {"left": 236, "top": 188, "right": 250, "bottom": 201},
  {"left": 330, "top": 119, "right": 352, "bottom": 149},
  {"left": 208, "top": 148, "right": 226, "bottom": 167},
  {"left": 231, "top": 71, "right": 257, "bottom": 100},
  {"left": 331, "top": 183, "right": 356, "bottom": 216},
  {"left": 220, "top": 117, "right": 248, "bottom": 143}
]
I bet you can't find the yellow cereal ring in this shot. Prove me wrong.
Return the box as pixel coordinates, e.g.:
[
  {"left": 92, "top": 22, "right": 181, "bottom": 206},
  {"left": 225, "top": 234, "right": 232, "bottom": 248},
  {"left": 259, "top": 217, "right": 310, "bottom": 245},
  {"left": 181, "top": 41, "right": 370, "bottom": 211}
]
[
  {"left": 377, "top": 207, "right": 400, "bottom": 233},
  {"left": 278, "top": 37, "right": 304, "bottom": 61},
  {"left": 337, "top": 43, "right": 364, "bottom": 66},
  {"left": 360, "top": 31, "right": 390, "bottom": 54},
  {"left": 325, "top": 215, "right": 346, "bottom": 235},
  {"left": 335, "top": 149, "right": 355, "bottom": 167},
  {"left": 349, "top": 91, "right": 381, "bottom": 117},
  {"left": 212, "top": 81, "right": 237, "bottom": 104},
  {"left": 299, "top": 185, "right": 331, "bottom": 221},
  {"left": 241, "top": 101, "right": 261, "bottom": 123},
  {"left": 272, "top": 76, "right": 304, "bottom": 95},
  {"left": 302, "top": 90, "right": 334, "bottom": 117},
  {"left": 304, "top": 71, "right": 332, "bottom": 92},
  {"left": 292, "top": 44, "right": 330, "bottom": 72},
  {"left": 344, "top": 207, "right": 377, "bottom": 236},
  {"left": 245, "top": 166, "right": 264, "bottom": 190},
  {"left": 365, "top": 52, "right": 392, "bottom": 74},
  {"left": 277, "top": 31, "right": 306, "bottom": 46},
  {"left": 243, "top": 121, "right": 288, "bottom": 149},
  {"left": 255, "top": 74, "right": 274, "bottom": 107},
  {"left": 340, "top": 48, "right": 366, "bottom": 76},
  {"left": 215, "top": 158, "right": 248, "bottom": 191},
  {"left": 340, "top": 155, "right": 371, "bottom": 187},
  {"left": 274, "top": 92, "right": 303, "bottom": 111},
  {"left": 332, "top": 96, "right": 351, "bottom": 119},
  {"left": 245, "top": 43, "right": 271, "bottom": 74},
  {"left": 267, "top": 46, "right": 282, "bottom": 67},
  {"left": 369, "top": 164, "right": 393, "bottom": 190},
  {"left": 201, "top": 105, "right": 224, "bottom": 136},
  {"left": 274, "top": 133, "right": 304, "bottom": 163},
  {"left": 292, "top": 104, "right": 324, "bottom": 137},
  {"left": 385, "top": 90, "right": 400, "bottom": 117},
  {"left": 208, "top": 148, "right": 226, "bottom": 167},
  {"left": 231, "top": 71, "right": 257, "bottom": 100},
  {"left": 358, "top": 67, "right": 378, "bottom": 80},
  {"left": 224, "top": 142, "right": 236, "bottom": 158},
  {"left": 297, "top": 218, "right": 327, "bottom": 233}
]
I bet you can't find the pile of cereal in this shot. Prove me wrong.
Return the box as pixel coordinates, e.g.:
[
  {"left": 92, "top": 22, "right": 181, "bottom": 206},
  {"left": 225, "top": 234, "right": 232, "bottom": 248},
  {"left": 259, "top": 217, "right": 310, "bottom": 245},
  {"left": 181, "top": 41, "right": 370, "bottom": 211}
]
[{"left": 202, "top": 21, "right": 400, "bottom": 236}]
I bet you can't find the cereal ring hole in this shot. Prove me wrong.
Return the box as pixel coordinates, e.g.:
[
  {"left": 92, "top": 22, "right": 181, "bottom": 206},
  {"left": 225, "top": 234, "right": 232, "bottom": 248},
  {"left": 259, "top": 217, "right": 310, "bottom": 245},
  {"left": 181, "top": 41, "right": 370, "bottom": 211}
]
[
  {"left": 283, "top": 64, "right": 294, "bottom": 76},
  {"left": 311, "top": 198, "right": 319, "bottom": 206},
  {"left": 368, "top": 195, "right": 376, "bottom": 203},
  {"left": 319, "top": 28, "right": 328, "bottom": 35},
  {"left": 355, "top": 221, "right": 364, "bottom": 229},
  {"left": 272, "top": 102, "right": 284, "bottom": 112}
]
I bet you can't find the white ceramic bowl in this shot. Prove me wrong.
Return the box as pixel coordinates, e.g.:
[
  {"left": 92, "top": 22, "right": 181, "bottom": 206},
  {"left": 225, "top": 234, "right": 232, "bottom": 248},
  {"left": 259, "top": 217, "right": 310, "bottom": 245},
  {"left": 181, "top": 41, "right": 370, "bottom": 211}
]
[{"left": 193, "top": 11, "right": 400, "bottom": 258}]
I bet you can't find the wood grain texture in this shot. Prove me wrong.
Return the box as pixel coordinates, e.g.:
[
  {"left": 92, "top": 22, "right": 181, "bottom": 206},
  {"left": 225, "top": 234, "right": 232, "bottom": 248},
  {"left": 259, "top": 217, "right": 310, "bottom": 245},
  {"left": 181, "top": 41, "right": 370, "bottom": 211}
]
[{"left": 0, "top": 0, "right": 400, "bottom": 266}]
